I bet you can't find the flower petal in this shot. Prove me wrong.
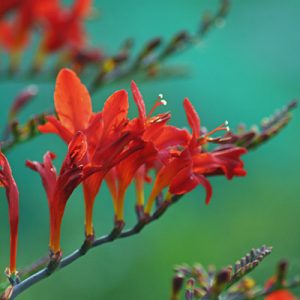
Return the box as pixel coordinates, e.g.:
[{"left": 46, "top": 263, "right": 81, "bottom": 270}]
[
  {"left": 192, "top": 147, "right": 247, "bottom": 179},
  {"left": 26, "top": 151, "right": 57, "bottom": 201},
  {"left": 131, "top": 81, "right": 146, "bottom": 121},
  {"left": 183, "top": 98, "right": 201, "bottom": 139},
  {"left": 72, "top": 0, "right": 91, "bottom": 17},
  {"left": 145, "top": 155, "right": 190, "bottom": 213},
  {"left": 153, "top": 125, "right": 190, "bottom": 149},
  {"left": 102, "top": 90, "right": 129, "bottom": 138},
  {"left": 169, "top": 166, "right": 212, "bottom": 204},
  {"left": 54, "top": 68, "right": 92, "bottom": 133},
  {"left": 117, "top": 142, "right": 157, "bottom": 191},
  {"left": 60, "top": 131, "right": 88, "bottom": 175},
  {"left": 38, "top": 115, "right": 73, "bottom": 143},
  {"left": 169, "top": 165, "right": 199, "bottom": 195}
]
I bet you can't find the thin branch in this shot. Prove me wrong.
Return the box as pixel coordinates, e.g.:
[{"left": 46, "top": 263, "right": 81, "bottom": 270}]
[
  {"left": 0, "top": 0, "right": 229, "bottom": 88},
  {"left": 90, "top": 0, "right": 230, "bottom": 92},
  {"left": 0, "top": 113, "right": 46, "bottom": 154},
  {"left": 9, "top": 196, "right": 182, "bottom": 299}
]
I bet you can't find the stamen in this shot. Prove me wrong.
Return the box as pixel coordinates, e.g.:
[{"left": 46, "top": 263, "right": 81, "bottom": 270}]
[
  {"left": 198, "top": 121, "right": 231, "bottom": 144},
  {"left": 147, "top": 93, "right": 168, "bottom": 118},
  {"left": 205, "top": 121, "right": 230, "bottom": 137}
]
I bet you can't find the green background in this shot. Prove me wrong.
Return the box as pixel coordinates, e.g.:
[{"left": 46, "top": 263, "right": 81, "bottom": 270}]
[{"left": 0, "top": 0, "right": 299, "bottom": 299}]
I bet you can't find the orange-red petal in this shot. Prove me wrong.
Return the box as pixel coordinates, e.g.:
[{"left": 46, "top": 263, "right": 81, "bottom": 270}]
[
  {"left": 169, "top": 165, "right": 213, "bottom": 204},
  {"left": 131, "top": 81, "right": 146, "bottom": 120},
  {"left": 183, "top": 98, "right": 201, "bottom": 139},
  {"left": 54, "top": 68, "right": 92, "bottom": 133},
  {"left": 102, "top": 90, "right": 129, "bottom": 139},
  {"left": 72, "top": 0, "right": 92, "bottom": 17},
  {"left": 153, "top": 125, "right": 190, "bottom": 150},
  {"left": 38, "top": 115, "right": 73, "bottom": 143}
]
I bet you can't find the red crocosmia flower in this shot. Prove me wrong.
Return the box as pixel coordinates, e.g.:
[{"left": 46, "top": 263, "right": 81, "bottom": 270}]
[
  {"left": 38, "top": 67, "right": 129, "bottom": 152},
  {"left": 0, "top": 0, "right": 60, "bottom": 68},
  {"left": 145, "top": 98, "right": 247, "bottom": 214},
  {"left": 130, "top": 81, "right": 190, "bottom": 156},
  {"left": 39, "top": 68, "right": 135, "bottom": 236},
  {"left": 0, "top": 18, "right": 30, "bottom": 59},
  {"left": 0, "top": 151, "right": 19, "bottom": 275},
  {"left": 0, "top": 0, "right": 60, "bottom": 18},
  {"left": 265, "top": 278, "right": 296, "bottom": 300},
  {"left": 26, "top": 131, "right": 93, "bottom": 254},
  {"left": 105, "top": 81, "right": 190, "bottom": 220},
  {"left": 36, "top": 0, "right": 92, "bottom": 64}
]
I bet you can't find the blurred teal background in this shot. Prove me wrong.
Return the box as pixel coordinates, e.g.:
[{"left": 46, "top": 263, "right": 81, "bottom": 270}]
[{"left": 0, "top": 0, "right": 300, "bottom": 299}]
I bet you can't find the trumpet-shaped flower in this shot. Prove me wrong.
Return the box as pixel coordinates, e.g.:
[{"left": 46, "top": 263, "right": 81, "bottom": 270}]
[
  {"left": 105, "top": 81, "right": 190, "bottom": 221},
  {"left": 0, "top": 0, "right": 60, "bottom": 68},
  {"left": 38, "top": 68, "right": 137, "bottom": 236},
  {"left": 39, "top": 68, "right": 101, "bottom": 236},
  {"left": 0, "top": 151, "right": 19, "bottom": 275},
  {"left": 35, "top": 0, "right": 92, "bottom": 67},
  {"left": 26, "top": 132, "right": 92, "bottom": 254},
  {"left": 145, "top": 98, "right": 247, "bottom": 214}
]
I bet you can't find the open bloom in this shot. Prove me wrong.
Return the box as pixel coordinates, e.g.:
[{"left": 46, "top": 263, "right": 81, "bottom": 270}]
[
  {"left": 38, "top": 68, "right": 140, "bottom": 236},
  {"left": 0, "top": 0, "right": 60, "bottom": 68},
  {"left": 38, "top": 68, "right": 102, "bottom": 236},
  {"left": 0, "top": 0, "right": 91, "bottom": 70},
  {"left": 106, "top": 81, "right": 190, "bottom": 221},
  {"left": 145, "top": 98, "right": 247, "bottom": 214},
  {"left": 0, "top": 151, "right": 19, "bottom": 275},
  {"left": 35, "top": 0, "right": 92, "bottom": 68},
  {"left": 26, "top": 132, "right": 92, "bottom": 254}
]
